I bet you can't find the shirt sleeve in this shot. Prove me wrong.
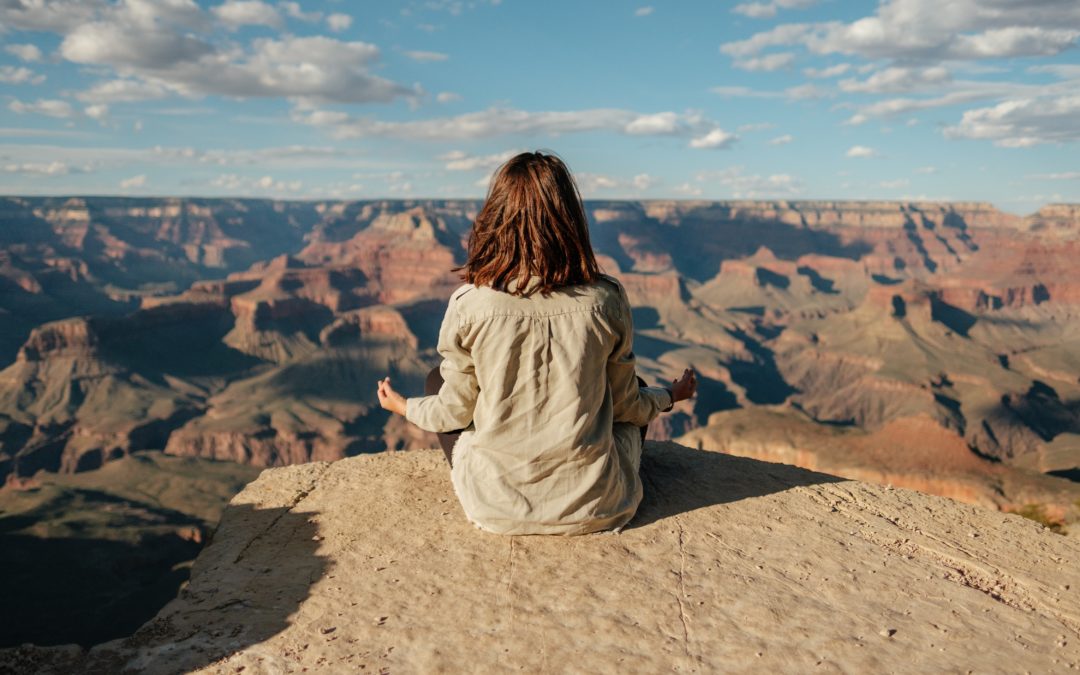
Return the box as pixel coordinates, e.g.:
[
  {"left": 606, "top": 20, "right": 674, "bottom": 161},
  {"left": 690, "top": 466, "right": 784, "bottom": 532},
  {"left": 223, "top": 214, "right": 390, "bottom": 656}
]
[
  {"left": 404, "top": 296, "right": 479, "bottom": 433},
  {"left": 607, "top": 282, "right": 674, "bottom": 427}
]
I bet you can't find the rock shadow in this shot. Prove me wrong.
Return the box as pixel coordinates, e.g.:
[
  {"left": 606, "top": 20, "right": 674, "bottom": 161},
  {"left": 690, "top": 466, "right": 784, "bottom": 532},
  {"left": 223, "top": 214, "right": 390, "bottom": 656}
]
[
  {"left": 0, "top": 502, "right": 329, "bottom": 675},
  {"left": 629, "top": 443, "right": 845, "bottom": 528}
]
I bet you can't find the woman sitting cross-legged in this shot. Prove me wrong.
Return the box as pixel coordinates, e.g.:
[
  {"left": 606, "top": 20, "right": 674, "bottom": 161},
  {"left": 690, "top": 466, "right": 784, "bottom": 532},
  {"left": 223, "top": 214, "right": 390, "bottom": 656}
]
[{"left": 377, "top": 151, "right": 696, "bottom": 535}]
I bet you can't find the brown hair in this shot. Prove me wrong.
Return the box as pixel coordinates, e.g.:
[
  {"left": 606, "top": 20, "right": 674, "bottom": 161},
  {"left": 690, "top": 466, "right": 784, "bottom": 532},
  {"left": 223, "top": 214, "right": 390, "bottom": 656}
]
[{"left": 460, "top": 151, "right": 601, "bottom": 296}]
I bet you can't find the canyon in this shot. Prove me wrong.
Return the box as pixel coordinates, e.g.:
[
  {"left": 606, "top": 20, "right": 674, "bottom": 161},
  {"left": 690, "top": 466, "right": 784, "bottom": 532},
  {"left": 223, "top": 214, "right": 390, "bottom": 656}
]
[{"left": 1, "top": 196, "right": 1079, "bottom": 535}]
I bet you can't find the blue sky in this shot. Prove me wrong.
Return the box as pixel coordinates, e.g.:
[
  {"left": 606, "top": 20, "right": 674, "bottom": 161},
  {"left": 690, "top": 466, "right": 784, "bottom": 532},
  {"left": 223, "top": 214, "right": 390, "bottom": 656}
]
[{"left": 1, "top": 0, "right": 1078, "bottom": 213}]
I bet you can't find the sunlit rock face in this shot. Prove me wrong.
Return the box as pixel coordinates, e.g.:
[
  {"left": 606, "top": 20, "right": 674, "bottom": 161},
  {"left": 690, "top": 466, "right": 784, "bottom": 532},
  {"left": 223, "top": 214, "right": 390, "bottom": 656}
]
[
  {"left": 6, "top": 444, "right": 1077, "bottom": 673},
  {"left": 2, "top": 197, "right": 1080, "bottom": 530}
]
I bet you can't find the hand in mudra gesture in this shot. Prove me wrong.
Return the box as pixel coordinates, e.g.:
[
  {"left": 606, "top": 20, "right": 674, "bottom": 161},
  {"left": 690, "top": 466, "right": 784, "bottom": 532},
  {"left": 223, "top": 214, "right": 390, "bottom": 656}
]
[
  {"left": 377, "top": 377, "right": 407, "bottom": 416},
  {"left": 670, "top": 368, "right": 697, "bottom": 403}
]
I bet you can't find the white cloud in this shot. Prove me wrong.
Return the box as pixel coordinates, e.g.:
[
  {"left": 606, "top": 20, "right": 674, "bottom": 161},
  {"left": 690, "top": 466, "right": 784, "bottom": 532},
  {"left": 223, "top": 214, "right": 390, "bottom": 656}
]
[
  {"left": 710, "top": 85, "right": 784, "bottom": 99},
  {"left": 326, "top": 13, "right": 352, "bottom": 32},
  {"left": 84, "top": 103, "right": 109, "bottom": 121},
  {"left": 120, "top": 174, "right": 147, "bottom": 189},
  {"left": 915, "top": 165, "right": 937, "bottom": 173},
  {"left": 839, "top": 66, "right": 951, "bottom": 93},
  {"left": 846, "top": 144, "right": 878, "bottom": 158},
  {"left": 63, "top": 29, "right": 416, "bottom": 104},
  {"left": 944, "top": 94, "right": 1080, "bottom": 147},
  {"left": 212, "top": 173, "right": 303, "bottom": 193},
  {"left": 436, "top": 92, "right": 462, "bottom": 103},
  {"left": 696, "top": 166, "right": 804, "bottom": 198},
  {"left": 295, "top": 106, "right": 723, "bottom": 142},
  {"left": 577, "top": 173, "right": 619, "bottom": 193},
  {"left": 689, "top": 128, "right": 738, "bottom": 149},
  {"left": 769, "top": 134, "right": 794, "bottom": 145},
  {"left": 737, "top": 122, "right": 775, "bottom": 132},
  {"left": 17, "top": 2, "right": 413, "bottom": 107},
  {"left": 77, "top": 79, "right": 173, "bottom": 103},
  {"left": 212, "top": 1, "right": 282, "bottom": 29},
  {"left": 634, "top": 6, "right": 654, "bottom": 17},
  {"left": 785, "top": 83, "right": 828, "bottom": 99},
  {"left": 734, "top": 52, "right": 795, "bottom": 72},
  {"left": 5, "top": 43, "right": 43, "bottom": 62},
  {"left": 279, "top": 2, "right": 322, "bottom": 22},
  {"left": 632, "top": 173, "right": 657, "bottom": 191},
  {"left": 8, "top": 98, "right": 75, "bottom": 118},
  {"left": 0, "top": 0, "right": 105, "bottom": 32},
  {"left": 438, "top": 149, "right": 519, "bottom": 171},
  {"left": 624, "top": 112, "right": 682, "bottom": 135},
  {"left": 732, "top": 0, "right": 816, "bottom": 19},
  {"left": 0, "top": 66, "right": 45, "bottom": 85},
  {"left": 673, "top": 182, "right": 703, "bottom": 197},
  {"left": 722, "top": 0, "right": 1080, "bottom": 62},
  {"left": 404, "top": 50, "right": 449, "bottom": 62},
  {"left": 2, "top": 161, "right": 73, "bottom": 176},
  {"left": 878, "top": 178, "right": 910, "bottom": 188},
  {"left": 804, "top": 63, "right": 850, "bottom": 78}
]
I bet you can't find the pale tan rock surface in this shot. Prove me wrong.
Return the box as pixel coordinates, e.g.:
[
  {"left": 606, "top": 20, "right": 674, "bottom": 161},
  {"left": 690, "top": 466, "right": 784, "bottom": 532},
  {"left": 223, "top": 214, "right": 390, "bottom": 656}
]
[{"left": 12, "top": 442, "right": 1080, "bottom": 674}]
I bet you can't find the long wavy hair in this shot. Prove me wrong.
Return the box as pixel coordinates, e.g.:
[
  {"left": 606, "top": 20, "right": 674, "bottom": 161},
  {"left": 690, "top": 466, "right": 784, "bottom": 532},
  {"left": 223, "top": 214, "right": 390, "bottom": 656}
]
[{"left": 459, "top": 151, "right": 601, "bottom": 296}]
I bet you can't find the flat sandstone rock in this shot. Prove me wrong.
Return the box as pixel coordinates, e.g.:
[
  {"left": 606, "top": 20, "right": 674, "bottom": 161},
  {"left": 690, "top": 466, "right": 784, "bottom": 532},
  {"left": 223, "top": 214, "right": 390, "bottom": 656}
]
[{"left": 9, "top": 442, "right": 1080, "bottom": 673}]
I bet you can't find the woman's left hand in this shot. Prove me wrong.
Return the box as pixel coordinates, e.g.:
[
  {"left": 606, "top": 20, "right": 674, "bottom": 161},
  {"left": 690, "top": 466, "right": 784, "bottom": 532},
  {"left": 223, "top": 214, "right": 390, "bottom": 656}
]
[{"left": 377, "top": 377, "right": 407, "bottom": 416}]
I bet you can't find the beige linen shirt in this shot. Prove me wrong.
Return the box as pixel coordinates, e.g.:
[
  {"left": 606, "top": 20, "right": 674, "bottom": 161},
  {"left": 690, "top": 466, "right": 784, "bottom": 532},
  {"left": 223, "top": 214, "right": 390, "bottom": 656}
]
[{"left": 405, "top": 275, "right": 672, "bottom": 535}]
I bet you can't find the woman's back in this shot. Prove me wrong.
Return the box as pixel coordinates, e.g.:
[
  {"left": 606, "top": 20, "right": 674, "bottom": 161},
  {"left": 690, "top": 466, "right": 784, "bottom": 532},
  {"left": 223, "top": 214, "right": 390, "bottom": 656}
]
[
  {"left": 408, "top": 276, "right": 671, "bottom": 534},
  {"left": 378, "top": 150, "right": 694, "bottom": 535}
]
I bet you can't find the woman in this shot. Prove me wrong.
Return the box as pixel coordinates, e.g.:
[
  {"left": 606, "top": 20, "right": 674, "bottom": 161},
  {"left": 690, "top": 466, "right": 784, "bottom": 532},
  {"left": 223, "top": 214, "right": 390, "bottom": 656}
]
[{"left": 377, "top": 151, "right": 696, "bottom": 535}]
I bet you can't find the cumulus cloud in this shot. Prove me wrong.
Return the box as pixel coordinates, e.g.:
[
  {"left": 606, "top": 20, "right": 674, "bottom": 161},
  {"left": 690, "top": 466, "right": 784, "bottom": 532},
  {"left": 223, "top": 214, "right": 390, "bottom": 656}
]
[
  {"left": 576, "top": 173, "right": 620, "bottom": 193},
  {"left": 838, "top": 66, "right": 951, "bottom": 93},
  {"left": 5, "top": 43, "right": 43, "bottom": 62},
  {"left": 722, "top": 0, "right": 1080, "bottom": 62},
  {"left": 438, "top": 149, "right": 519, "bottom": 171},
  {"left": 8, "top": 98, "right": 75, "bottom": 118},
  {"left": 326, "top": 13, "right": 352, "bottom": 32},
  {"left": 846, "top": 144, "right": 878, "bottom": 158},
  {"left": 6, "top": 1, "right": 416, "bottom": 107},
  {"left": 944, "top": 94, "right": 1080, "bottom": 147},
  {"left": 673, "top": 182, "right": 703, "bottom": 197},
  {"left": 632, "top": 173, "right": 657, "bottom": 191},
  {"left": 0, "top": 66, "right": 45, "bottom": 85},
  {"left": 733, "top": 52, "right": 795, "bottom": 71},
  {"left": 696, "top": 166, "right": 804, "bottom": 198},
  {"left": 436, "top": 92, "right": 462, "bottom": 103},
  {"left": 405, "top": 50, "right": 449, "bottom": 62},
  {"left": 732, "top": 0, "right": 816, "bottom": 19},
  {"left": 769, "top": 134, "right": 794, "bottom": 145},
  {"left": 2, "top": 160, "right": 73, "bottom": 176},
  {"left": 212, "top": 173, "right": 303, "bottom": 193},
  {"left": 84, "top": 103, "right": 109, "bottom": 121},
  {"left": 279, "top": 2, "right": 322, "bottom": 22},
  {"left": 689, "top": 129, "right": 738, "bottom": 149},
  {"left": 65, "top": 30, "right": 416, "bottom": 104},
  {"left": 709, "top": 85, "right": 784, "bottom": 99},
  {"left": 0, "top": 0, "right": 105, "bottom": 32},
  {"left": 212, "top": 1, "right": 283, "bottom": 29},
  {"left": 294, "top": 106, "right": 728, "bottom": 144},
  {"left": 119, "top": 174, "right": 147, "bottom": 189},
  {"left": 804, "top": 63, "right": 850, "bottom": 78}
]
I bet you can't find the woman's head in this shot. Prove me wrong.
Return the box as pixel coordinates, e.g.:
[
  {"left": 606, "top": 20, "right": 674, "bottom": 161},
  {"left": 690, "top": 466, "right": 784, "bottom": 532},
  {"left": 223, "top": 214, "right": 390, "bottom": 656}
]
[{"left": 461, "top": 151, "right": 601, "bottom": 296}]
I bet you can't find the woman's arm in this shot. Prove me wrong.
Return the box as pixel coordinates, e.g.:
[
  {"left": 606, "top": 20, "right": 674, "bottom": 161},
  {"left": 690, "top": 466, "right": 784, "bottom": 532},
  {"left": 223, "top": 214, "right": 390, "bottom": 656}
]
[
  {"left": 377, "top": 295, "right": 478, "bottom": 433},
  {"left": 607, "top": 284, "right": 693, "bottom": 426}
]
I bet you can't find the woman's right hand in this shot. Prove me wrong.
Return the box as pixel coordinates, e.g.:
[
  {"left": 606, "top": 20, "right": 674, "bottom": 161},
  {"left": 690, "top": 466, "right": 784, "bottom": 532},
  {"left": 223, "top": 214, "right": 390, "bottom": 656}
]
[{"left": 670, "top": 368, "right": 697, "bottom": 403}]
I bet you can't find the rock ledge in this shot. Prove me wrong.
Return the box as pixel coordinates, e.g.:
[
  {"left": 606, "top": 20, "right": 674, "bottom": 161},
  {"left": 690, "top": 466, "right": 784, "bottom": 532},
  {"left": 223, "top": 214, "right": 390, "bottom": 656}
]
[{"left": 7, "top": 442, "right": 1080, "bottom": 673}]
